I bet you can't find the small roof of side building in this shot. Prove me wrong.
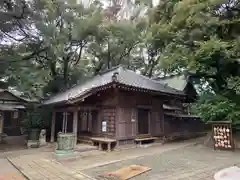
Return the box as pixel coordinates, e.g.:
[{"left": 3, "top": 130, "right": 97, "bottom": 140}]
[
  {"left": 0, "top": 89, "right": 37, "bottom": 110},
  {"left": 0, "top": 88, "right": 35, "bottom": 103},
  {"left": 154, "top": 74, "right": 189, "bottom": 91},
  {"left": 43, "top": 65, "right": 185, "bottom": 105},
  {"left": 154, "top": 73, "right": 198, "bottom": 102}
]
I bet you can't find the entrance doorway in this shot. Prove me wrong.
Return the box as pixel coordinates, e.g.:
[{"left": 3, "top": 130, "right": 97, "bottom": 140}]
[
  {"left": 78, "top": 110, "right": 99, "bottom": 136},
  {"left": 55, "top": 112, "right": 73, "bottom": 140},
  {"left": 137, "top": 108, "right": 150, "bottom": 135}
]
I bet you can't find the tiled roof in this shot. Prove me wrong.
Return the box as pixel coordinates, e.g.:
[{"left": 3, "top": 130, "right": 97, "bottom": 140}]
[
  {"left": 0, "top": 89, "right": 33, "bottom": 103},
  {"left": 43, "top": 65, "right": 185, "bottom": 105},
  {"left": 154, "top": 74, "right": 189, "bottom": 91}
]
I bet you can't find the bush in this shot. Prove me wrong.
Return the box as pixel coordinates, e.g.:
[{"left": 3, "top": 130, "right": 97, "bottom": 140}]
[
  {"left": 23, "top": 105, "right": 44, "bottom": 129},
  {"left": 191, "top": 93, "right": 240, "bottom": 127}
]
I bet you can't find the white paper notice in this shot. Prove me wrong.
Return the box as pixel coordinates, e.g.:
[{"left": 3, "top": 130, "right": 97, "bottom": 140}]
[{"left": 102, "top": 121, "right": 107, "bottom": 132}]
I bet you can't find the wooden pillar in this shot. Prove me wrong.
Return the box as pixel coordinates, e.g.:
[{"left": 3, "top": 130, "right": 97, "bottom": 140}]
[
  {"left": 98, "top": 142, "right": 102, "bottom": 150},
  {"left": 0, "top": 112, "right": 3, "bottom": 134},
  {"left": 107, "top": 142, "right": 111, "bottom": 152},
  {"left": 73, "top": 109, "right": 78, "bottom": 146},
  {"left": 50, "top": 111, "right": 56, "bottom": 143}
]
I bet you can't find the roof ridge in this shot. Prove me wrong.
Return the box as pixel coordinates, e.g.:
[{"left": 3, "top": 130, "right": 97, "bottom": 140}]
[
  {"left": 154, "top": 70, "right": 191, "bottom": 80},
  {"left": 98, "top": 64, "right": 126, "bottom": 75},
  {"left": 125, "top": 68, "right": 166, "bottom": 84},
  {"left": 124, "top": 69, "right": 183, "bottom": 93},
  {"left": 157, "top": 73, "right": 184, "bottom": 80}
]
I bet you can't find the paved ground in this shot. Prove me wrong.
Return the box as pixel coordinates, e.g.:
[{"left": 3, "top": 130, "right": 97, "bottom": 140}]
[
  {"left": 6, "top": 140, "right": 196, "bottom": 180},
  {"left": 7, "top": 138, "right": 240, "bottom": 180},
  {"left": 82, "top": 144, "right": 240, "bottom": 180},
  {"left": 60, "top": 141, "right": 196, "bottom": 171}
]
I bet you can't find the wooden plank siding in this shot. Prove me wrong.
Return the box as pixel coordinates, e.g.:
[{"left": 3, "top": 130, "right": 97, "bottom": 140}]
[
  {"left": 101, "top": 107, "right": 116, "bottom": 138},
  {"left": 116, "top": 107, "right": 136, "bottom": 140},
  {"left": 115, "top": 90, "right": 164, "bottom": 141}
]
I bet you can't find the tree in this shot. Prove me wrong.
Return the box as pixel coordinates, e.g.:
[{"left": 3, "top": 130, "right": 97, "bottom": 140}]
[
  {"left": 151, "top": 0, "right": 240, "bottom": 124},
  {"left": 87, "top": 0, "right": 159, "bottom": 76},
  {"left": 1, "top": 0, "right": 104, "bottom": 98},
  {"left": 0, "top": 0, "right": 33, "bottom": 41}
]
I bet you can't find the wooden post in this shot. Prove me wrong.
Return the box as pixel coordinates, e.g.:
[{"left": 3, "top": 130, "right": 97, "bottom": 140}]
[
  {"left": 0, "top": 112, "right": 3, "bottom": 134},
  {"left": 50, "top": 111, "right": 56, "bottom": 143},
  {"left": 0, "top": 112, "right": 3, "bottom": 133},
  {"left": 73, "top": 109, "right": 78, "bottom": 147},
  {"left": 107, "top": 142, "right": 111, "bottom": 152},
  {"left": 0, "top": 112, "right": 3, "bottom": 143},
  {"left": 98, "top": 142, "right": 102, "bottom": 150}
]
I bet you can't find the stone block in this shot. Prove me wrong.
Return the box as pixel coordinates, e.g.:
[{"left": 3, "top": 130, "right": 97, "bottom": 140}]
[{"left": 27, "top": 140, "right": 40, "bottom": 148}]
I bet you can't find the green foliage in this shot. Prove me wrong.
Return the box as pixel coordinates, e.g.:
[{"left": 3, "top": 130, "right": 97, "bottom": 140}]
[
  {"left": 1, "top": 0, "right": 103, "bottom": 98},
  {"left": 1, "top": 0, "right": 159, "bottom": 98},
  {"left": 192, "top": 93, "right": 240, "bottom": 125},
  {"left": 151, "top": 0, "right": 240, "bottom": 125},
  {"left": 23, "top": 105, "right": 44, "bottom": 129}
]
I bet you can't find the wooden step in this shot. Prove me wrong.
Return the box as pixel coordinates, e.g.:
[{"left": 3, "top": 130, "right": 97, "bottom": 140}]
[
  {"left": 77, "top": 137, "right": 93, "bottom": 145},
  {"left": 135, "top": 134, "right": 152, "bottom": 139}
]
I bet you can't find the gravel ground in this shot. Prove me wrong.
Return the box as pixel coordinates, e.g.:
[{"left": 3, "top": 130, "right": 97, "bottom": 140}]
[{"left": 83, "top": 145, "right": 240, "bottom": 180}]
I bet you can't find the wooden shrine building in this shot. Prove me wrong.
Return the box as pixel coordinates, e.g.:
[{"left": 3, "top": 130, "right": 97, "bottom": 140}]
[
  {"left": 155, "top": 74, "right": 204, "bottom": 141},
  {"left": 0, "top": 89, "right": 31, "bottom": 137},
  {"left": 44, "top": 65, "right": 202, "bottom": 147}
]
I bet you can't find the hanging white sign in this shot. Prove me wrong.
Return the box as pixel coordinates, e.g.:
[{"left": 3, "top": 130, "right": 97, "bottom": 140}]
[
  {"left": 13, "top": 111, "right": 19, "bottom": 119},
  {"left": 102, "top": 121, "right": 107, "bottom": 132}
]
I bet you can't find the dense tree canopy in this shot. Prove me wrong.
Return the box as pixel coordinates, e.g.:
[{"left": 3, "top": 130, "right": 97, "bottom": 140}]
[
  {"left": 150, "top": 0, "right": 240, "bottom": 124},
  {"left": 1, "top": 0, "right": 240, "bottom": 124}
]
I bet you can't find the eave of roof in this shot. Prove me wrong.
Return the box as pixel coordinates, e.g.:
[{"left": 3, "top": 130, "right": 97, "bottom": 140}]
[
  {"left": 0, "top": 104, "right": 25, "bottom": 111},
  {"left": 163, "top": 104, "right": 182, "bottom": 110},
  {"left": 164, "top": 112, "right": 200, "bottom": 118}
]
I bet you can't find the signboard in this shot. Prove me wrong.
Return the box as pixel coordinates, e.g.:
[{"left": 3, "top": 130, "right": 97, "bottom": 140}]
[
  {"left": 212, "top": 122, "right": 234, "bottom": 151},
  {"left": 13, "top": 111, "right": 19, "bottom": 119},
  {"left": 102, "top": 121, "right": 107, "bottom": 132}
]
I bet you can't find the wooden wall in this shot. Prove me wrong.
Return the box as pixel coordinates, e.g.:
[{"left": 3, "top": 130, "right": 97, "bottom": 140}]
[
  {"left": 3, "top": 110, "right": 25, "bottom": 136},
  {"left": 163, "top": 115, "right": 204, "bottom": 136},
  {"left": 55, "top": 88, "right": 165, "bottom": 141},
  {"left": 116, "top": 107, "right": 136, "bottom": 140},
  {"left": 101, "top": 108, "right": 116, "bottom": 138},
  {"left": 115, "top": 90, "right": 164, "bottom": 140}
]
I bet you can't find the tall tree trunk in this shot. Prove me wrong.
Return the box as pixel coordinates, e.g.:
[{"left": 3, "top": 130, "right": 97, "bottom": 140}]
[
  {"left": 50, "top": 61, "right": 57, "bottom": 78},
  {"left": 63, "top": 57, "right": 69, "bottom": 88},
  {"left": 107, "top": 41, "right": 111, "bottom": 69}
]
